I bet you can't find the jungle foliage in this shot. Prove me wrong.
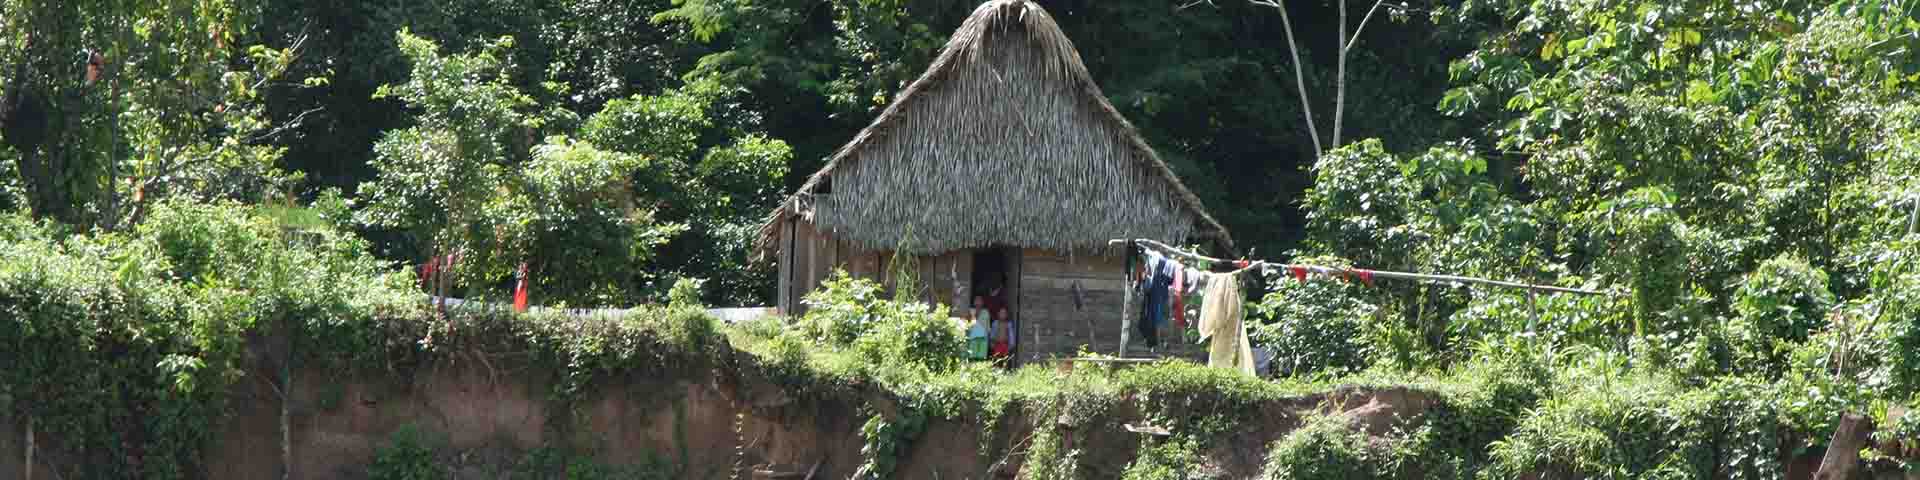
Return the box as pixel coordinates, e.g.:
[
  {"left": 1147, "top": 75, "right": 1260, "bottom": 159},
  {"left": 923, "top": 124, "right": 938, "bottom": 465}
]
[{"left": 3, "top": 0, "right": 1920, "bottom": 477}]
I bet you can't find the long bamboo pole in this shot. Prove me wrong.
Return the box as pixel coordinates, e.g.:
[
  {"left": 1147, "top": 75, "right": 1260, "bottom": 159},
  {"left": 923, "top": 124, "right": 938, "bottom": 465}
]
[
  {"left": 1120, "top": 238, "right": 1133, "bottom": 357},
  {"left": 1108, "top": 239, "right": 1620, "bottom": 297}
]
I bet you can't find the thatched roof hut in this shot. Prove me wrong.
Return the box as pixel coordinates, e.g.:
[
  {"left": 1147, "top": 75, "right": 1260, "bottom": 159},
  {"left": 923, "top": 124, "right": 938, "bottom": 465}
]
[
  {"left": 758, "top": 0, "right": 1229, "bottom": 364},
  {"left": 754, "top": 0, "right": 1231, "bottom": 259}
]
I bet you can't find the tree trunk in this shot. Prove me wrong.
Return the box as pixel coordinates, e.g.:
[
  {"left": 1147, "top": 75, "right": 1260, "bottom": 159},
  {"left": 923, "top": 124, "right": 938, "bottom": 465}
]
[
  {"left": 15, "top": 148, "right": 73, "bottom": 224},
  {"left": 1813, "top": 412, "right": 1871, "bottom": 480},
  {"left": 1273, "top": 2, "right": 1323, "bottom": 158},
  {"left": 1333, "top": 0, "right": 1347, "bottom": 149},
  {"left": 281, "top": 325, "right": 294, "bottom": 480},
  {"left": 24, "top": 414, "right": 32, "bottom": 480}
]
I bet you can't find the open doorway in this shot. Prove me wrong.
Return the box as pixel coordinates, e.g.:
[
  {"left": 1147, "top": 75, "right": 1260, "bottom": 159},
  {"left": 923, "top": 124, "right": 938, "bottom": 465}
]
[{"left": 971, "top": 248, "right": 1018, "bottom": 364}]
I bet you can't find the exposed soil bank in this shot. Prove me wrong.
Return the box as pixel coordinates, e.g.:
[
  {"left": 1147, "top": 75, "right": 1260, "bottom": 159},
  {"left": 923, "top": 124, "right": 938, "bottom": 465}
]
[
  {"left": 1, "top": 347, "right": 1453, "bottom": 479},
  {"left": 3, "top": 341, "right": 1855, "bottom": 479}
]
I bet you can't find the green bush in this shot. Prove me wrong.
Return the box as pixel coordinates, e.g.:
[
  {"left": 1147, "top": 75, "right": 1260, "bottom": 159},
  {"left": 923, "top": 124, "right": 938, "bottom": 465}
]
[
  {"left": 1877, "top": 254, "right": 1920, "bottom": 396},
  {"left": 797, "top": 271, "right": 888, "bottom": 345},
  {"left": 1480, "top": 364, "right": 1788, "bottom": 480},
  {"left": 857, "top": 406, "right": 928, "bottom": 480},
  {"left": 1121, "top": 437, "right": 1207, "bottom": 480},
  {"left": 1250, "top": 262, "right": 1378, "bottom": 378},
  {"left": 0, "top": 201, "right": 418, "bottom": 479},
  {"left": 1871, "top": 401, "right": 1920, "bottom": 470},
  {"left": 0, "top": 199, "right": 741, "bottom": 479},
  {"left": 851, "top": 301, "right": 963, "bottom": 372},
  {"left": 369, "top": 424, "right": 447, "bottom": 480},
  {"left": 1730, "top": 254, "right": 1837, "bottom": 376},
  {"left": 1258, "top": 414, "right": 1388, "bottom": 480},
  {"left": 1405, "top": 350, "right": 1552, "bottom": 479},
  {"left": 794, "top": 270, "right": 964, "bottom": 373}
]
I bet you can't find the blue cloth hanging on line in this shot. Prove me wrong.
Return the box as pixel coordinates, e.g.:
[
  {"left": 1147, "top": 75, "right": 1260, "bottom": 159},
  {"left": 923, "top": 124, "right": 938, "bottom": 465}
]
[{"left": 1137, "top": 251, "right": 1176, "bottom": 347}]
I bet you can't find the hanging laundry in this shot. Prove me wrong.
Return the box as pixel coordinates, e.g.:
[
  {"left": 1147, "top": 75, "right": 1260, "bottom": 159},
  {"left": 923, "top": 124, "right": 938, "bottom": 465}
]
[
  {"left": 1289, "top": 265, "right": 1309, "bottom": 283},
  {"left": 1354, "top": 269, "right": 1375, "bottom": 287},
  {"left": 968, "top": 304, "right": 990, "bottom": 360},
  {"left": 1197, "top": 272, "right": 1254, "bottom": 376},
  {"left": 1136, "top": 251, "right": 1175, "bottom": 348},
  {"left": 512, "top": 262, "right": 529, "bottom": 313},
  {"left": 1170, "top": 267, "right": 1187, "bottom": 329},
  {"left": 419, "top": 257, "right": 438, "bottom": 290},
  {"left": 1187, "top": 268, "right": 1210, "bottom": 294},
  {"left": 1182, "top": 267, "right": 1207, "bottom": 324}
]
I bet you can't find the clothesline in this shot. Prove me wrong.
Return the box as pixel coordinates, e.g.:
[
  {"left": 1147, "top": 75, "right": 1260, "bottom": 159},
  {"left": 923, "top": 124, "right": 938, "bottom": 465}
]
[{"left": 1108, "top": 238, "right": 1621, "bottom": 297}]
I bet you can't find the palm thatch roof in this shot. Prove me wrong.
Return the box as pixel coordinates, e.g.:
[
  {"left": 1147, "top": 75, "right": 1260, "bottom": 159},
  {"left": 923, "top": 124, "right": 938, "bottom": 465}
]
[{"left": 754, "top": 0, "right": 1232, "bottom": 260}]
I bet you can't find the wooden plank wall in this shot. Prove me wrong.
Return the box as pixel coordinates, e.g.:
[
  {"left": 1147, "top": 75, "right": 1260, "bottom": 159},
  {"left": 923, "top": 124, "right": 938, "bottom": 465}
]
[
  {"left": 784, "top": 241, "right": 1210, "bottom": 363},
  {"left": 787, "top": 237, "right": 974, "bottom": 319},
  {"left": 1016, "top": 248, "right": 1205, "bottom": 363},
  {"left": 778, "top": 219, "right": 842, "bottom": 316},
  {"left": 776, "top": 220, "right": 793, "bottom": 314},
  {"left": 916, "top": 251, "right": 973, "bottom": 315}
]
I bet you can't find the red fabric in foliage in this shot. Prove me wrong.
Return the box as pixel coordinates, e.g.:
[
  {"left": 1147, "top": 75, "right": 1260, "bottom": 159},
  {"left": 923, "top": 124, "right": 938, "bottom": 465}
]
[
  {"left": 419, "top": 258, "right": 438, "bottom": 290},
  {"left": 513, "top": 263, "right": 529, "bottom": 312}
]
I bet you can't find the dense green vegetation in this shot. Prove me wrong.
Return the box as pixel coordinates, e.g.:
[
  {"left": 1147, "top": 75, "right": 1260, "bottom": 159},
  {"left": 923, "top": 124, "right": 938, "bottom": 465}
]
[{"left": 4, "top": 0, "right": 1920, "bottom": 478}]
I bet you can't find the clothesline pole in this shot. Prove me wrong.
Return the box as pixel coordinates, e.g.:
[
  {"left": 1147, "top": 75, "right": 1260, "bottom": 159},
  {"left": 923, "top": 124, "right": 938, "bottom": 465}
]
[
  {"left": 1105, "top": 238, "right": 1621, "bottom": 297},
  {"left": 1120, "top": 238, "right": 1134, "bottom": 358}
]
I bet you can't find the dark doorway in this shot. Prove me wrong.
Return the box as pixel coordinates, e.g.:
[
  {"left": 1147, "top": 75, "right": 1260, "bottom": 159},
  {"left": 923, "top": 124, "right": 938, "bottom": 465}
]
[
  {"left": 970, "top": 247, "right": 1018, "bottom": 365},
  {"left": 971, "top": 248, "right": 1011, "bottom": 301}
]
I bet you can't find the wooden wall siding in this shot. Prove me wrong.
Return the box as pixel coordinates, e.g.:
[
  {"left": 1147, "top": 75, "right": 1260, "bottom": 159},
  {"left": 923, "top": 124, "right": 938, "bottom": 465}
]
[
  {"left": 782, "top": 243, "right": 1203, "bottom": 362},
  {"left": 778, "top": 219, "right": 841, "bottom": 316},
  {"left": 915, "top": 250, "right": 974, "bottom": 315},
  {"left": 938, "top": 250, "right": 973, "bottom": 312},
  {"left": 808, "top": 245, "right": 973, "bottom": 316},
  {"left": 1017, "top": 248, "right": 1205, "bottom": 363}
]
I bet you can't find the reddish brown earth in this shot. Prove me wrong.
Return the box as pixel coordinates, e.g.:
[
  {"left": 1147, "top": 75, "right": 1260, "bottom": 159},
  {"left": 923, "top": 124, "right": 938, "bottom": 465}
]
[{"left": 0, "top": 357, "right": 1857, "bottom": 479}]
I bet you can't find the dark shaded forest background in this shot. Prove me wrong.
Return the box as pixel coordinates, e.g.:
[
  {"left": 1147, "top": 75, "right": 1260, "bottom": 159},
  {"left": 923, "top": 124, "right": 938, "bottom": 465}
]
[{"left": 222, "top": 0, "right": 1475, "bottom": 304}]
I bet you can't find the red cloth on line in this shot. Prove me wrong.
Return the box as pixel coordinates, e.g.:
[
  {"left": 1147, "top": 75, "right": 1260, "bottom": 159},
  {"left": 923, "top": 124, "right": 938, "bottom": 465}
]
[
  {"left": 1355, "top": 269, "right": 1375, "bottom": 287},
  {"left": 512, "top": 263, "right": 529, "bottom": 312},
  {"left": 1290, "top": 266, "right": 1309, "bottom": 282},
  {"left": 1171, "top": 268, "right": 1187, "bottom": 329},
  {"left": 419, "top": 259, "right": 436, "bottom": 289}
]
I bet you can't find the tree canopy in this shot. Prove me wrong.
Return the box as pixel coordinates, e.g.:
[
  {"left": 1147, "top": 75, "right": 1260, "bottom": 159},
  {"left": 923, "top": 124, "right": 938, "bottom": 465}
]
[{"left": 5, "top": 0, "right": 1920, "bottom": 477}]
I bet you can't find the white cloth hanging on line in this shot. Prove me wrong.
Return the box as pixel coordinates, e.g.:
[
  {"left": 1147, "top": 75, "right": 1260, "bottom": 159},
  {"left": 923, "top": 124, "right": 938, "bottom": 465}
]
[{"left": 1197, "top": 272, "right": 1254, "bottom": 376}]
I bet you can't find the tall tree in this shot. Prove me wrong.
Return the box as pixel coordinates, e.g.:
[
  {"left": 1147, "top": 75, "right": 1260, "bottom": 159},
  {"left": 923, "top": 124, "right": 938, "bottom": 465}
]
[
  {"left": 1, "top": 0, "right": 309, "bottom": 228},
  {"left": 1245, "top": 0, "right": 1413, "bottom": 156}
]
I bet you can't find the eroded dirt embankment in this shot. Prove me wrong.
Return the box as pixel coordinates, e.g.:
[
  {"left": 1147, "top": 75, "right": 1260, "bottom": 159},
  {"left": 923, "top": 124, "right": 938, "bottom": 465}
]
[{"left": 0, "top": 350, "right": 1443, "bottom": 480}]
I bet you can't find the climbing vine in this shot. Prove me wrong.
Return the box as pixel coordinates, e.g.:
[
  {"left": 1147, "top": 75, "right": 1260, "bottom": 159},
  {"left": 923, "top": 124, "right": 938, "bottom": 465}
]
[{"left": 856, "top": 402, "right": 928, "bottom": 479}]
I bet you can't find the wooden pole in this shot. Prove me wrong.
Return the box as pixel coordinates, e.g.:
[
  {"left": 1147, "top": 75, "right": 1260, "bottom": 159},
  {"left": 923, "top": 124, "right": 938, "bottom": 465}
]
[
  {"left": 24, "top": 414, "right": 32, "bottom": 480},
  {"left": 1108, "top": 239, "right": 1619, "bottom": 297},
  {"left": 1120, "top": 238, "right": 1133, "bottom": 357},
  {"left": 281, "top": 323, "right": 294, "bottom": 480}
]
